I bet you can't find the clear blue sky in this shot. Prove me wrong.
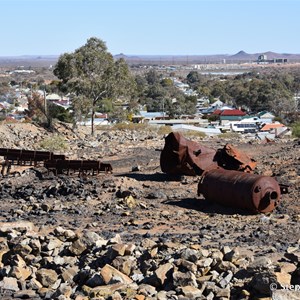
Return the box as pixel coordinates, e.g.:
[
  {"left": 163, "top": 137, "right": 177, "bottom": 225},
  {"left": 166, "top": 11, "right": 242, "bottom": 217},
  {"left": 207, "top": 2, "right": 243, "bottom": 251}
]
[{"left": 1, "top": 0, "right": 300, "bottom": 56}]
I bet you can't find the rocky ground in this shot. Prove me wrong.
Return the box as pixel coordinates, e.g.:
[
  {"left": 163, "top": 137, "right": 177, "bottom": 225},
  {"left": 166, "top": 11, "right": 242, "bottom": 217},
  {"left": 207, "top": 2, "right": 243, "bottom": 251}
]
[{"left": 0, "top": 122, "right": 299, "bottom": 300}]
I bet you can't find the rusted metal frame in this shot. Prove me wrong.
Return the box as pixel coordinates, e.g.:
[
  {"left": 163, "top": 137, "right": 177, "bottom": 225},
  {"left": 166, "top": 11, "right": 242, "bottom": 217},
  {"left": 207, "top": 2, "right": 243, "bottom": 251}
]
[
  {"left": 1, "top": 160, "right": 11, "bottom": 176},
  {"left": 44, "top": 159, "right": 113, "bottom": 176},
  {"left": 0, "top": 148, "right": 54, "bottom": 165}
]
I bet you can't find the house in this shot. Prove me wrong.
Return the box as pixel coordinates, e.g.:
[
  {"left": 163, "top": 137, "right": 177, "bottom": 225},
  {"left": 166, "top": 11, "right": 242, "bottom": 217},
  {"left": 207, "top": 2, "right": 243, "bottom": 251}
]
[
  {"left": 200, "top": 106, "right": 217, "bottom": 115},
  {"left": 229, "top": 118, "right": 260, "bottom": 133},
  {"left": 46, "top": 93, "right": 62, "bottom": 102},
  {"left": 256, "top": 111, "right": 275, "bottom": 123},
  {"left": 257, "top": 122, "right": 290, "bottom": 140},
  {"left": 213, "top": 109, "right": 246, "bottom": 125},
  {"left": 171, "top": 124, "right": 221, "bottom": 136},
  {"left": 260, "top": 122, "right": 285, "bottom": 132},
  {"left": 132, "top": 111, "right": 167, "bottom": 123},
  {"left": 211, "top": 99, "right": 224, "bottom": 108}
]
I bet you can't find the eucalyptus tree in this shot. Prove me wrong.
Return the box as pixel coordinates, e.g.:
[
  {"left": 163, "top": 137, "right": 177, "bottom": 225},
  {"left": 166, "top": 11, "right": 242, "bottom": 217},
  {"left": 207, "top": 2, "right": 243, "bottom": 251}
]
[
  {"left": 54, "top": 37, "right": 135, "bottom": 135},
  {"left": 0, "top": 80, "right": 11, "bottom": 100}
]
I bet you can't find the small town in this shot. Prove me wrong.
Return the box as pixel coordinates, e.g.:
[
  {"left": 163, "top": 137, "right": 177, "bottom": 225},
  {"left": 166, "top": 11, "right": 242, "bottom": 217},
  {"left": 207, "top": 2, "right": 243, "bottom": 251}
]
[{"left": 0, "top": 52, "right": 299, "bottom": 142}]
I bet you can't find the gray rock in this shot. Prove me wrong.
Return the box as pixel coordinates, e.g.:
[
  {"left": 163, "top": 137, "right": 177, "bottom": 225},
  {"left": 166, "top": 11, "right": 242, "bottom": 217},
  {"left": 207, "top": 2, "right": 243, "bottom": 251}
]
[
  {"left": 173, "top": 271, "right": 197, "bottom": 287},
  {"left": 36, "top": 268, "right": 58, "bottom": 288},
  {"left": 112, "top": 255, "right": 136, "bottom": 276},
  {"left": 138, "top": 283, "right": 157, "bottom": 297},
  {"left": 0, "top": 277, "right": 19, "bottom": 291},
  {"left": 180, "top": 248, "right": 199, "bottom": 263},
  {"left": 13, "top": 290, "right": 37, "bottom": 299},
  {"left": 247, "top": 256, "right": 273, "bottom": 273},
  {"left": 45, "top": 236, "right": 63, "bottom": 251},
  {"left": 181, "top": 285, "right": 204, "bottom": 299},
  {"left": 218, "top": 271, "right": 233, "bottom": 288}
]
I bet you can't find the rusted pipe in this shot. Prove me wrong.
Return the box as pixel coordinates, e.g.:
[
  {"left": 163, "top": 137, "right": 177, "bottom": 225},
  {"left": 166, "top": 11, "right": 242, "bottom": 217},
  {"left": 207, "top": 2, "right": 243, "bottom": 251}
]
[{"left": 198, "top": 169, "right": 281, "bottom": 213}]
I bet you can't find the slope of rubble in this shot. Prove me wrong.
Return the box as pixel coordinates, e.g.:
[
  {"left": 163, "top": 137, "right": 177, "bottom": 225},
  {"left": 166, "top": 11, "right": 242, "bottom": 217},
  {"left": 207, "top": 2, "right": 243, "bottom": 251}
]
[{"left": 0, "top": 122, "right": 299, "bottom": 300}]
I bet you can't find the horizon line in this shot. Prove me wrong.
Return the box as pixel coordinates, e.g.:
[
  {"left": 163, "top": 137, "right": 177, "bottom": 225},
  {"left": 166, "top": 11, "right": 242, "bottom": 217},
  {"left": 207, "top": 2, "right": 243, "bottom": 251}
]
[{"left": 1, "top": 50, "right": 300, "bottom": 58}]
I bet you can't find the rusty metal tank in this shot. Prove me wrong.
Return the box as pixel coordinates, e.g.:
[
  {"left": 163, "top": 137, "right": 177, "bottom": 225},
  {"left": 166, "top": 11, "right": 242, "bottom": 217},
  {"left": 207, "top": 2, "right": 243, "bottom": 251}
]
[{"left": 198, "top": 169, "right": 281, "bottom": 213}]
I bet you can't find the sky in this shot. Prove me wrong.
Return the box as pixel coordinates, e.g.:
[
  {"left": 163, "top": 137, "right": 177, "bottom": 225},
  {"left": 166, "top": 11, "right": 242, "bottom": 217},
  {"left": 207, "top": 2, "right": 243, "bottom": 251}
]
[{"left": 1, "top": 0, "right": 300, "bottom": 56}]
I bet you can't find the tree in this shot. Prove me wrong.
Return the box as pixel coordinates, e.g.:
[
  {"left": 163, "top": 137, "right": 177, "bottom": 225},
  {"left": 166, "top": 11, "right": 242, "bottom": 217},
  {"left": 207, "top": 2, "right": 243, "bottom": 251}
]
[
  {"left": 145, "top": 69, "right": 160, "bottom": 85},
  {"left": 0, "top": 81, "right": 11, "bottom": 100},
  {"left": 48, "top": 103, "right": 73, "bottom": 123},
  {"left": 26, "top": 92, "right": 52, "bottom": 127},
  {"left": 186, "top": 71, "right": 200, "bottom": 85},
  {"left": 53, "top": 37, "right": 135, "bottom": 135}
]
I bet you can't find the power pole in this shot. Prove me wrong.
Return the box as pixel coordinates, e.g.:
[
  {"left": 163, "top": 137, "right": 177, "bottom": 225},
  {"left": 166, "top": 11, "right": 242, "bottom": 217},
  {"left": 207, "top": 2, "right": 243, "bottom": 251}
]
[{"left": 43, "top": 87, "right": 47, "bottom": 117}]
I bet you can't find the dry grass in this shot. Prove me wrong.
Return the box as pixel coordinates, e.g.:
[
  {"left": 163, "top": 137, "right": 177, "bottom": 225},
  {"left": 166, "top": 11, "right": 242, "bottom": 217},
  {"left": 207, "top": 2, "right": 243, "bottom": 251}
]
[
  {"left": 218, "top": 132, "right": 241, "bottom": 139},
  {"left": 39, "top": 135, "right": 69, "bottom": 152}
]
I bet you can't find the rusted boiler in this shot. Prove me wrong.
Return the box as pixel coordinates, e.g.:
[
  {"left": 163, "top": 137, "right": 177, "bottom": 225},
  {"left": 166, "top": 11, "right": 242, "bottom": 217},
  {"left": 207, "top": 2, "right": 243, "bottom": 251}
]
[{"left": 198, "top": 169, "right": 281, "bottom": 213}]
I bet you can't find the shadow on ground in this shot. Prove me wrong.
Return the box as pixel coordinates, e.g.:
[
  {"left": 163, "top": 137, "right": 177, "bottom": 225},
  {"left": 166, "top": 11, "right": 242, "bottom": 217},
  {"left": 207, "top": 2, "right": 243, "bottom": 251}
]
[
  {"left": 163, "top": 197, "right": 253, "bottom": 216},
  {"left": 115, "top": 172, "right": 182, "bottom": 182}
]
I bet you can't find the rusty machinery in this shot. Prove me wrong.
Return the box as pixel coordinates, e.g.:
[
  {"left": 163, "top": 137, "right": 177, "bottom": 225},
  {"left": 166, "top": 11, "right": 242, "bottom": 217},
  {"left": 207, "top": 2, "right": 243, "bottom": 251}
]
[
  {"left": 160, "top": 132, "right": 288, "bottom": 213},
  {"left": 44, "top": 159, "right": 113, "bottom": 176},
  {"left": 0, "top": 147, "right": 112, "bottom": 176},
  {"left": 197, "top": 169, "right": 287, "bottom": 213},
  {"left": 0, "top": 148, "right": 65, "bottom": 166},
  {"left": 160, "top": 132, "right": 257, "bottom": 176}
]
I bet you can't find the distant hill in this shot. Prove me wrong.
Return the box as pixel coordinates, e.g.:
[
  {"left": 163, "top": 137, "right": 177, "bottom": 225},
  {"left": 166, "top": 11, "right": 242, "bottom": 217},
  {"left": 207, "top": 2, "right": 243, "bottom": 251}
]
[
  {"left": 116, "top": 51, "right": 300, "bottom": 64},
  {"left": 1, "top": 51, "right": 300, "bottom": 68},
  {"left": 229, "top": 50, "right": 300, "bottom": 61},
  {"left": 0, "top": 55, "right": 59, "bottom": 68},
  {"left": 229, "top": 50, "right": 257, "bottom": 60}
]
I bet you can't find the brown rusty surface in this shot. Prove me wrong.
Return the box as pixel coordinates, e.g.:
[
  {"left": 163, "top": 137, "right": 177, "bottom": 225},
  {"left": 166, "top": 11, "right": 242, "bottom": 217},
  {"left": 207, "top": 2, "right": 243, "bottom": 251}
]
[
  {"left": 0, "top": 147, "right": 65, "bottom": 163},
  {"left": 215, "top": 143, "right": 257, "bottom": 172},
  {"left": 160, "top": 132, "right": 218, "bottom": 176},
  {"left": 44, "top": 159, "right": 113, "bottom": 175},
  {"left": 0, "top": 148, "right": 111, "bottom": 176},
  {"left": 198, "top": 168, "right": 281, "bottom": 213},
  {"left": 160, "top": 132, "right": 257, "bottom": 176}
]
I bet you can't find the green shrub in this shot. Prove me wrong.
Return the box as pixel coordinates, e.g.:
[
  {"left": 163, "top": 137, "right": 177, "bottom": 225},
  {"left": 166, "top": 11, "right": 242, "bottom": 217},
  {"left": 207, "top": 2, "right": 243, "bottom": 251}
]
[
  {"left": 291, "top": 122, "right": 300, "bottom": 138},
  {"left": 39, "top": 135, "right": 69, "bottom": 152}
]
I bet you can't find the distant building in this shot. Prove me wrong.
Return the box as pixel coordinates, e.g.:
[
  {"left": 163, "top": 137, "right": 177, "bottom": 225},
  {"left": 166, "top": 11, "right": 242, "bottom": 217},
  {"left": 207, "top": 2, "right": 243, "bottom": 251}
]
[
  {"left": 9, "top": 69, "right": 35, "bottom": 74},
  {"left": 256, "top": 111, "right": 275, "bottom": 123},
  {"left": 257, "top": 54, "right": 288, "bottom": 64},
  {"left": 211, "top": 99, "right": 224, "bottom": 108},
  {"left": 213, "top": 109, "right": 246, "bottom": 125},
  {"left": 258, "top": 54, "right": 268, "bottom": 62},
  {"left": 260, "top": 122, "right": 285, "bottom": 132}
]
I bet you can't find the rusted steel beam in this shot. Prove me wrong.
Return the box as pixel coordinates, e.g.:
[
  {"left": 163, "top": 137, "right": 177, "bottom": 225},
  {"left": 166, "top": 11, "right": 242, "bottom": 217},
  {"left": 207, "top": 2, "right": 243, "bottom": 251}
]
[
  {"left": 0, "top": 148, "right": 65, "bottom": 165},
  {"left": 198, "top": 168, "right": 282, "bottom": 213},
  {"left": 44, "top": 159, "right": 113, "bottom": 175}
]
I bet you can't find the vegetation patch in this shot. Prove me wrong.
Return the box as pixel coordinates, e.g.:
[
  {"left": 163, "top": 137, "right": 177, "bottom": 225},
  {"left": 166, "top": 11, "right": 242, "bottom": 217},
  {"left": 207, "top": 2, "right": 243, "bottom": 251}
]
[
  {"left": 110, "top": 122, "right": 150, "bottom": 131},
  {"left": 291, "top": 122, "right": 300, "bottom": 138},
  {"left": 157, "top": 125, "right": 173, "bottom": 135},
  {"left": 218, "top": 132, "right": 241, "bottom": 139},
  {"left": 176, "top": 130, "right": 206, "bottom": 139},
  {"left": 39, "top": 135, "right": 69, "bottom": 152}
]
